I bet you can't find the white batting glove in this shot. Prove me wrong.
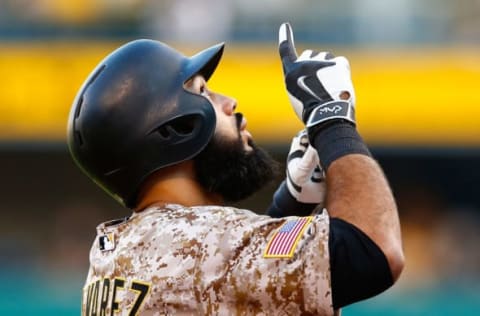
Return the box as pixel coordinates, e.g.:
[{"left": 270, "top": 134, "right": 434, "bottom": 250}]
[
  {"left": 278, "top": 22, "right": 356, "bottom": 129},
  {"left": 286, "top": 130, "right": 326, "bottom": 205}
]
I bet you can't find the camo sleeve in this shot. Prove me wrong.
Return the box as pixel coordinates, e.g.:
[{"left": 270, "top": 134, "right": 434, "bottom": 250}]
[{"left": 196, "top": 211, "right": 333, "bottom": 315}]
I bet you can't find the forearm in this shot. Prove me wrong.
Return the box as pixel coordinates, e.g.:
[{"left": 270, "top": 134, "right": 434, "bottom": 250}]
[
  {"left": 311, "top": 122, "right": 404, "bottom": 280},
  {"left": 325, "top": 154, "right": 403, "bottom": 280}
]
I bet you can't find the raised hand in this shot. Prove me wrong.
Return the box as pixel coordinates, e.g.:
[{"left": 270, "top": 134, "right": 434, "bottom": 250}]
[{"left": 278, "top": 22, "right": 356, "bottom": 130}]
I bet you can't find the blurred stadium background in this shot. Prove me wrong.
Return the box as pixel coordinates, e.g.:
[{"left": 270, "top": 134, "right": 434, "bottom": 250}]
[{"left": 1, "top": 0, "right": 480, "bottom": 315}]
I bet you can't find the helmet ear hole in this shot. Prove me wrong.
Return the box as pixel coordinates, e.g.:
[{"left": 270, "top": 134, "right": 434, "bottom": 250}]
[
  {"left": 157, "top": 126, "right": 171, "bottom": 139},
  {"left": 155, "top": 114, "right": 202, "bottom": 140},
  {"left": 169, "top": 114, "right": 201, "bottom": 136}
]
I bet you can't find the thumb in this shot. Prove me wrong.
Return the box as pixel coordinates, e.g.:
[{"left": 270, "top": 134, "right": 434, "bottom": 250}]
[
  {"left": 278, "top": 22, "right": 298, "bottom": 74},
  {"left": 293, "top": 146, "right": 319, "bottom": 184},
  {"left": 298, "top": 146, "right": 319, "bottom": 173}
]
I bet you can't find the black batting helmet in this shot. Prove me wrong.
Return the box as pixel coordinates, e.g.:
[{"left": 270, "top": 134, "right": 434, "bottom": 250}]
[{"left": 67, "top": 39, "right": 224, "bottom": 208}]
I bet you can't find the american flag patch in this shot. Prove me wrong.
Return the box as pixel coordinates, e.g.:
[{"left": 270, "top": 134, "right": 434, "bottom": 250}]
[{"left": 263, "top": 216, "right": 313, "bottom": 258}]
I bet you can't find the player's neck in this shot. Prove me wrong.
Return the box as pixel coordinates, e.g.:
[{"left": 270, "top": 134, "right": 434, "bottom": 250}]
[{"left": 134, "top": 161, "right": 223, "bottom": 212}]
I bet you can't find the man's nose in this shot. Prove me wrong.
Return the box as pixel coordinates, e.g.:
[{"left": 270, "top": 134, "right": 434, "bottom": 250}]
[{"left": 213, "top": 93, "right": 237, "bottom": 115}]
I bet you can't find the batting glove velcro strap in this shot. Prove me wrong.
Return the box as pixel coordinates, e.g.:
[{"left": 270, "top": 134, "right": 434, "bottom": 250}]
[{"left": 306, "top": 100, "right": 355, "bottom": 129}]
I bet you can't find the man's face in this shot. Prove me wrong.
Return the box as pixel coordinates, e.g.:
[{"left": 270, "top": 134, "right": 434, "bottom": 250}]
[{"left": 184, "top": 75, "right": 279, "bottom": 202}]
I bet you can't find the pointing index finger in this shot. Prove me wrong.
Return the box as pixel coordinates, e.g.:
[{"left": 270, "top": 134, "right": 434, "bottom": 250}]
[{"left": 278, "top": 22, "right": 298, "bottom": 73}]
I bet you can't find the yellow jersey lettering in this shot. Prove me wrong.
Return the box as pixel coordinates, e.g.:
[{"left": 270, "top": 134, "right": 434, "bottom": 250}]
[
  {"left": 99, "top": 278, "right": 110, "bottom": 316},
  {"left": 82, "top": 277, "right": 151, "bottom": 316},
  {"left": 90, "top": 279, "right": 100, "bottom": 316},
  {"left": 110, "top": 277, "right": 125, "bottom": 315},
  {"left": 83, "top": 282, "right": 94, "bottom": 316},
  {"left": 129, "top": 280, "right": 151, "bottom": 316}
]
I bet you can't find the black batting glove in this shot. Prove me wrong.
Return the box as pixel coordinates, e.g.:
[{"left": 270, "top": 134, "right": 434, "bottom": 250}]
[{"left": 278, "top": 22, "right": 356, "bottom": 133}]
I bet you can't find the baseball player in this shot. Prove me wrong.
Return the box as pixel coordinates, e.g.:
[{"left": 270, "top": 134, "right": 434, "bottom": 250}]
[{"left": 69, "top": 22, "right": 404, "bottom": 315}]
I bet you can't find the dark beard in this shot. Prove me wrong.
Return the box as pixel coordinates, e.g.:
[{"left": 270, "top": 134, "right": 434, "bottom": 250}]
[{"left": 194, "top": 126, "right": 279, "bottom": 202}]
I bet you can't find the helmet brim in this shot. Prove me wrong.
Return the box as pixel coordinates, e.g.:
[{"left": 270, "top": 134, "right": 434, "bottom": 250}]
[{"left": 184, "top": 42, "right": 225, "bottom": 82}]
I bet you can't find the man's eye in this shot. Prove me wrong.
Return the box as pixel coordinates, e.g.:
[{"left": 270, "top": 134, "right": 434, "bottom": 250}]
[{"left": 200, "top": 86, "right": 209, "bottom": 97}]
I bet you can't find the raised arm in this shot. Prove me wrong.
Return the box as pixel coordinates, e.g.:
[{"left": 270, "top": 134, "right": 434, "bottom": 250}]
[{"left": 277, "top": 22, "right": 404, "bottom": 303}]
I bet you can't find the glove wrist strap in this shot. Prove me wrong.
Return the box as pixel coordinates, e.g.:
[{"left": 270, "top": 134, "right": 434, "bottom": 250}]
[
  {"left": 309, "top": 122, "right": 371, "bottom": 171},
  {"left": 306, "top": 100, "right": 355, "bottom": 129}
]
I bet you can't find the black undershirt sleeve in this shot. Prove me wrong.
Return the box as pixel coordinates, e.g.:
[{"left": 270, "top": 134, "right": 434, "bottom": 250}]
[{"left": 328, "top": 217, "right": 394, "bottom": 309}]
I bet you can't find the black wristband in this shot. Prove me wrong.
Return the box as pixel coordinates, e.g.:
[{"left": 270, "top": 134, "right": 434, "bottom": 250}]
[{"left": 309, "top": 121, "right": 371, "bottom": 171}]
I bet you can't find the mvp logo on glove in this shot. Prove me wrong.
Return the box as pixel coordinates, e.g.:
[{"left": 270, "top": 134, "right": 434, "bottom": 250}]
[{"left": 306, "top": 101, "right": 355, "bottom": 128}]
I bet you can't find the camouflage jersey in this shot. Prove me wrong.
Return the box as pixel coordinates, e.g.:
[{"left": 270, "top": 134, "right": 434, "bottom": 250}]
[{"left": 82, "top": 204, "right": 334, "bottom": 315}]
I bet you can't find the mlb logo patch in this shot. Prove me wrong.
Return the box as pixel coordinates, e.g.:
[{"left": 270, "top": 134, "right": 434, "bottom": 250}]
[
  {"left": 263, "top": 217, "right": 312, "bottom": 258},
  {"left": 99, "top": 233, "right": 115, "bottom": 252}
]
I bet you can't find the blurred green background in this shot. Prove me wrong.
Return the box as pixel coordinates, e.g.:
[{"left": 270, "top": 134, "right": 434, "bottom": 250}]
[{"left": 1, "top": 0, "right": 480, "bottom": 315}]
